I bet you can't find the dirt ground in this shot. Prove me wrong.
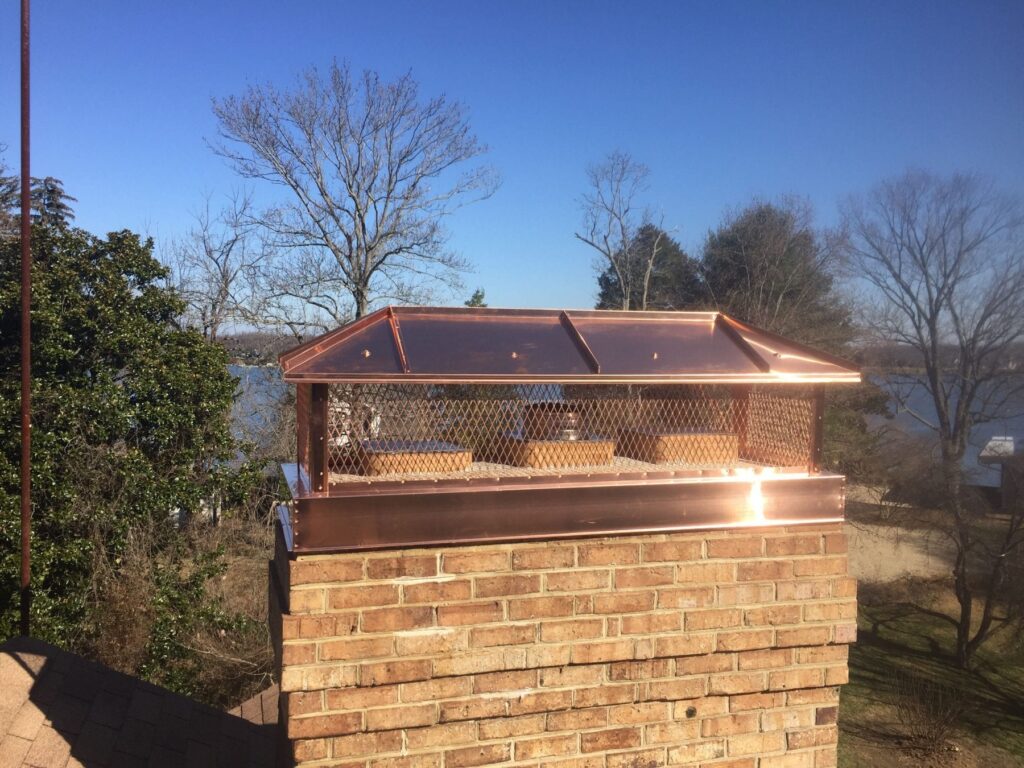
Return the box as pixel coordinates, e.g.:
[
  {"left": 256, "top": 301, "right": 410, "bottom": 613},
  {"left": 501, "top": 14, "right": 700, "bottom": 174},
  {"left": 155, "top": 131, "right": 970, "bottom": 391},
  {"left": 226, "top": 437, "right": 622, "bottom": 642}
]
[{"left": 845, "top": 520, "right": 955, "bottom": 583}]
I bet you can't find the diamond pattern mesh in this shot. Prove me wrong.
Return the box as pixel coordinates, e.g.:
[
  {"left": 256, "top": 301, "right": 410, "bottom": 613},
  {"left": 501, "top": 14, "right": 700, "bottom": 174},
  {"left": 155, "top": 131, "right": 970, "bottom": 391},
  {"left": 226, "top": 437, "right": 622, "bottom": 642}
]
[{"left": 321, "top": 384, "right": 813, "bottom": 482}]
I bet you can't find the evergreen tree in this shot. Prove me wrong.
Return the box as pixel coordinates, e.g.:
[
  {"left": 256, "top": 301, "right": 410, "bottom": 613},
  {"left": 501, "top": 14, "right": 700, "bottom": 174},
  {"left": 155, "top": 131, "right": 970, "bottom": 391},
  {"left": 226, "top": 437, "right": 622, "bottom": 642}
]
[{"left": 595, "top": 225, "right": 701, "bottom": 310}]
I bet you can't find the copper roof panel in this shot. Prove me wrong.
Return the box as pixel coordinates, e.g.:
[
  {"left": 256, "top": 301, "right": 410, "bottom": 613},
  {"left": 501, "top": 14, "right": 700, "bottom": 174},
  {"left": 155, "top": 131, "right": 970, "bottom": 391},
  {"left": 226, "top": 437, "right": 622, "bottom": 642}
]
[
  {"left": 279, "top": 306, "right": 860, "bottom": 384},
  {"left": 286, "top": 314, "right": 404, "bottom": 377},
  {"left": 568, "top": 314, "right": 760, "bottom": 375},
  {"left": 398, "top": 311, "right": 592, "bottom": 376}
]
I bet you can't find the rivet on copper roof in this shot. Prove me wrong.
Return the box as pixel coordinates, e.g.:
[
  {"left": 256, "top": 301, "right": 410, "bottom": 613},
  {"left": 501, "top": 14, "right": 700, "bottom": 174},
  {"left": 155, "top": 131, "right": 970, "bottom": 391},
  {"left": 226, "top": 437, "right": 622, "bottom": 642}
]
[
  {"left": 511, "top": 351, "right": 519, "bottom": 359},
  {"left": 362, "top": 349, "right": 372, "bottom": 358},
  {"left": 652, "top": 352, "right": 659, "bottom": 360}
]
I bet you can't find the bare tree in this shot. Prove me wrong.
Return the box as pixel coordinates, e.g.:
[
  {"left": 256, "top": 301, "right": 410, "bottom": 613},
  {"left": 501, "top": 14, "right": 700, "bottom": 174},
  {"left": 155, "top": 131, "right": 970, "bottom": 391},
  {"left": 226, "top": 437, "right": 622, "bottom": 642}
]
[
  {"left": 211, "top": 62, "right": 497, "bottom": 334},
  {"left": 575, "top": 151, "right": 665, "bottom": 311},
  {"left": 169, "top": 191, "right": 263, "bottom": 341},
  {"left": 844, "top": 169, "right": 1024, "bottom": 667}
]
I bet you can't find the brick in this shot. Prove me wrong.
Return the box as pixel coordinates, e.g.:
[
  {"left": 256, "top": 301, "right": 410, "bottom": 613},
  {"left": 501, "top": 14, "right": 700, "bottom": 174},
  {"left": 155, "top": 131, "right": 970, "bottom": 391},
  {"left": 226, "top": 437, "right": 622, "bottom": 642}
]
[
  {"left": 645, "top": 677, "right": 706, "bottom": 701},
  {"left": 366, "top": 555, "right": 437, "bottom": 579},
  {"left": 760, "top": 755, "right": 815, "bottom": 768},
  {"left": 793, "top": 557, "right": 848, "bottom": 577},
  {"left": 541, "top": 664, "right": 605, "bottom": 688},
  {"left": 729, "top": 692, "right": 784, "bottom": 712},
  {"left": 762, "top": 706, "right": 814, "bottom": 731},
  {"left": 291, "top": 558, "right": 364, "bottom": 585},
  {"left": 644, "top": 719, "right": 699, "bottom": 744},
  {"left": 707, "top": 672, "right": 766, "bottom": 695},
  {"left": 575, "top": 684, "right": 637, "bottom": 708},
  {"left": 547, "top": 707, "right": 609, "bottom": 731},
  {"left": 615, "top": 566, "right": 675, "bottom": 588},
  {"left": 474, "top": 574, "right": 541, "bottom": 597},
  {"left": 593, "top": 591, "right": 656, "bottom": 614},
  {"left": 331, "top": 731, "right": 404, "bottom": 759},
  {"left": 834, "top": 623, "right": 857, "bottom": 644},
  {"left": 320, "top": 636, "right": 393, "bottom": 661},
  {"left": 288, "top": 712, "right": 362, "bottom": 739},
  {"left": 546, "top": 569, "right": 610, "bottom": 592},
  {"left": 806, "top": 642, "right": 847, "bottom": 677},
  {"left": 673, "top": 696, "right": 729, "bottom": 719},
  {"left": 787, "top": 726, "right": 838, "bottom": 749},
  {"left": 515, "top": 734, "right": 578, "bottom": 760},
  {"left": 737, "top": 649, "right": 792, "bottom": 670},
  {"left": 290, "top": 588, "right": 326, "bottom": 614},
  {"left": 653, "top": 633, "right": 714, "bottom": 658},
  {"left": 470, "top": 624, "right": 535, "bottom": 647},
  {"left": 445, "top": 743, "right": 511, "bottom": 768},
  {"left": 831, "top": 577, "right": 858, "bottom": 598},
  {"left": 360, "top": 659, "right": 431, "bottom": 686},
  {"left": 479, "top": 713, "right": 546, "bottom": 739},
  {"left": 541, "top": 619, "right": 605, "bottom": 642},
  {"left": 685, "top": 609, "right": 742, "bottom": 631},
  {"left": 510, "top": 690, "right": 573, "bottom": 716},
  {"left": 777, "top": 579, "right": 831, "bottom": 601},
  {"left": 360, "top": 606, "right": 434, "bottom": 633},
  {"left": 437, "top": 601, "right": 503, "bottom": 625},
  {"left": 706, "top": 537, "right": 763, "bottom": 558},
  {"left": 508, "top": 596, "right": 574, "bottom": 620},
  {"left": 620, "top": 613, "right": 681, "bottom": 634},
  {"left": 405, "top": 721, "right": 476, "bottom": 749},
  {"left": 442, "top": 551, "right": 510, "bottom": 574},
  {"left": 299, "top": 664, "right": 359, "bottom": 691},
  {"left": 744, "top": 604, "right": 801, "bottom": 626},
  {"left": 570, "top": 640, "right": 635, "bottom": 664},
  {"left": 325, "top": 686, "right": 398, "bottom": 710},
  {"left": 765, "top": 535, "right": 821, "bottom": 556},
  {"left": 717, "top": 583, "right": 774, "bottom": 606},
  {"left": 607, "top": 748, "right": 666, "bottom": 768},
  {"left": 282, "top": 642, "right": 317, "bottom": 665},
  {"left": 474, "top": 669, "right": 537, "bottom": 694},
  {"left": 642, "top": 540, "right": 702, "bottom": 562},
  {"left": 716, "top": 629, "right": 774, "bottom": 652},
  {"left": 432, "top": 649, "right": 507, "bottom": 677},
  {"left": 608, "top": 659, "right": 671, "bottom": 680},
  {"left": 776, "top": 626, "right": 831, "bottom": 648},
  {"left": 292, "top": 739, "right": 329, "bottom": 762},
  {"left": 328, "top": 584, "right": 399, "bottom": 610},
  {"left": 372, "top": 756, "right": 442, "bottom": 768},
  {"left": 815, "top": 706, "right": 839, "bottom": 725},
  {"left": 286, "top": 690, "right": 324, "bottom": 716},
  {"left": 657, "top": 586, "right": 715, "bottom": 608},
  {"left": 578, "top": 542, "right": 640, "bottom": 566},
  {"left": 675, "top": 653, "right": 733, "bottom": 675},
  {"left": 401, "top": 676, "right": 473, "bottom": 703},
  {"left": 667, "top": 739, "right": 726, "bottom": 764},
  {"left": 365, "top": 703, "right": 437, "bottom": 731},
  {"left": 608, "top": 702, "right": 671, "bottom": 725},
  {"left": 402, "top": 579, "right": 472, "bottom": 604},
  {"left": 787, "top": 687, "right": 840, "bottom": 706},
  {"left": 527, "top": 644, "right": 572, "bottom": 668},
  {"left": 737, "top": 561, "right": 793, "bottom": 581},
  {"left": 803, "top": 601, "right": 857, "bottom": 622},
  {"left": 580, "top": 727, "right": 641, "bottom": 752},
  {"left": 823, "top": 533, "right": 848, "bottom": 554},
  {"left": 395, "top": 627, "right": 466, "bottom": 656},
  {"left": 728, "top": 730, "right": 786, "bottom": 756},
  {"left": 513, "top": 546, "right": 575, "bottom": 570},
  {"left": 440, "top": 697, "right": 509, "bottom": 722},
  {"left": 701, "top": 713, "right": 759, "bottom": 736},
  {"left": 825, "top": 665, "right": 849, "bottom": 685},
  {"left": 677, "top": 562, "right": 736, "bottom": 584},
  {"left": 768, "top": 667, "right": 825, "bottom": 691}
]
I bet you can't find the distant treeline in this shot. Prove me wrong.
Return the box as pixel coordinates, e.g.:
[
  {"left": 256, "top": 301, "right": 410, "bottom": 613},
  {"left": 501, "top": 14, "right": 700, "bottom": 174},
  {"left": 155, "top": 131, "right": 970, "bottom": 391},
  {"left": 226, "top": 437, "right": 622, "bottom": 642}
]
[{"left": 853, "top": 342, "right": 1024, "bottom": 372}]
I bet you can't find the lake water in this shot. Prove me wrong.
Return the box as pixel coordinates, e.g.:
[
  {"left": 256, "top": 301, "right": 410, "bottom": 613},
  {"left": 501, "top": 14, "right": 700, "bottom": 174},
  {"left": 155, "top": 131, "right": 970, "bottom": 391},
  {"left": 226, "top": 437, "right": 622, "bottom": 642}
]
[{"left": 229, "top": 365, "right": 1024, "bottom": 488}]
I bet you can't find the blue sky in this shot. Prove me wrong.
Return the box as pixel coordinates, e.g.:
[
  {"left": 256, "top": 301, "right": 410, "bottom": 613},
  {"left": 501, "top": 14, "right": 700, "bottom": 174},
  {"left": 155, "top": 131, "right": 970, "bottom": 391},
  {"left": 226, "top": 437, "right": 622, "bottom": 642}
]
[{"left": 2, "top": 0, "right": 1022, "bottom": 310}]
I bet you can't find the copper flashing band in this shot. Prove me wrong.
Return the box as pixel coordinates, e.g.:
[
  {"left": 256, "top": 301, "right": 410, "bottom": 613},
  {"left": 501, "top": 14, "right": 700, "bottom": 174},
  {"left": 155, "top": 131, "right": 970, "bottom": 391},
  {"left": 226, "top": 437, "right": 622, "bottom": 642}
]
[
  {"left": 386, "top": 306, "right": 411, "bottom": 373},
  {"left": 714, "top": 314, "right": 771, "bottom": 373},
  {"left": 280, "top": 464, "right": 845, "bottom": 553}
]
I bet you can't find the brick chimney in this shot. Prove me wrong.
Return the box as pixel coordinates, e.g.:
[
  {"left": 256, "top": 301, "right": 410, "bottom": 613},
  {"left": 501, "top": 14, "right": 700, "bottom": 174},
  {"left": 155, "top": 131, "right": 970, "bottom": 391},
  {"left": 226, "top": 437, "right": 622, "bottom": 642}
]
[{"left": 269, "top": 523, "right": 854, "bottom": 767}]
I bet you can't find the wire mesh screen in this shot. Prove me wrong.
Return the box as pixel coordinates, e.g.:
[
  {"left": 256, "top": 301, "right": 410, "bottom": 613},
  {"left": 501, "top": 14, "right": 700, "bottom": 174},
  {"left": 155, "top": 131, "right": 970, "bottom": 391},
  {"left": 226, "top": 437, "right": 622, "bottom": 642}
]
[{"left": 321, "top": 384, "right": 813, "bottom": 482}]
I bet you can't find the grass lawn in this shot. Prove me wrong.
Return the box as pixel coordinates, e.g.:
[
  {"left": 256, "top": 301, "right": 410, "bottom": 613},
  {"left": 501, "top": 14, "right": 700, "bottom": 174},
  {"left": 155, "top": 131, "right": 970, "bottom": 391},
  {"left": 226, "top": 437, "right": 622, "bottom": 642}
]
[{"left": 839, "top": 580, "right": 1024, "bottom": 767}]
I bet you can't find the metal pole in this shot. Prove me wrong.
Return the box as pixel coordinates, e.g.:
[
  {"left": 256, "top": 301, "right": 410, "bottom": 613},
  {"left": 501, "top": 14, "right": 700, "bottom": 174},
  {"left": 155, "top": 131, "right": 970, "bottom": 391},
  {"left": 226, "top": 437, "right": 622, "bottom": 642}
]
[{"left": 19, "top": 0, "right": 32, "bottom": 637}]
